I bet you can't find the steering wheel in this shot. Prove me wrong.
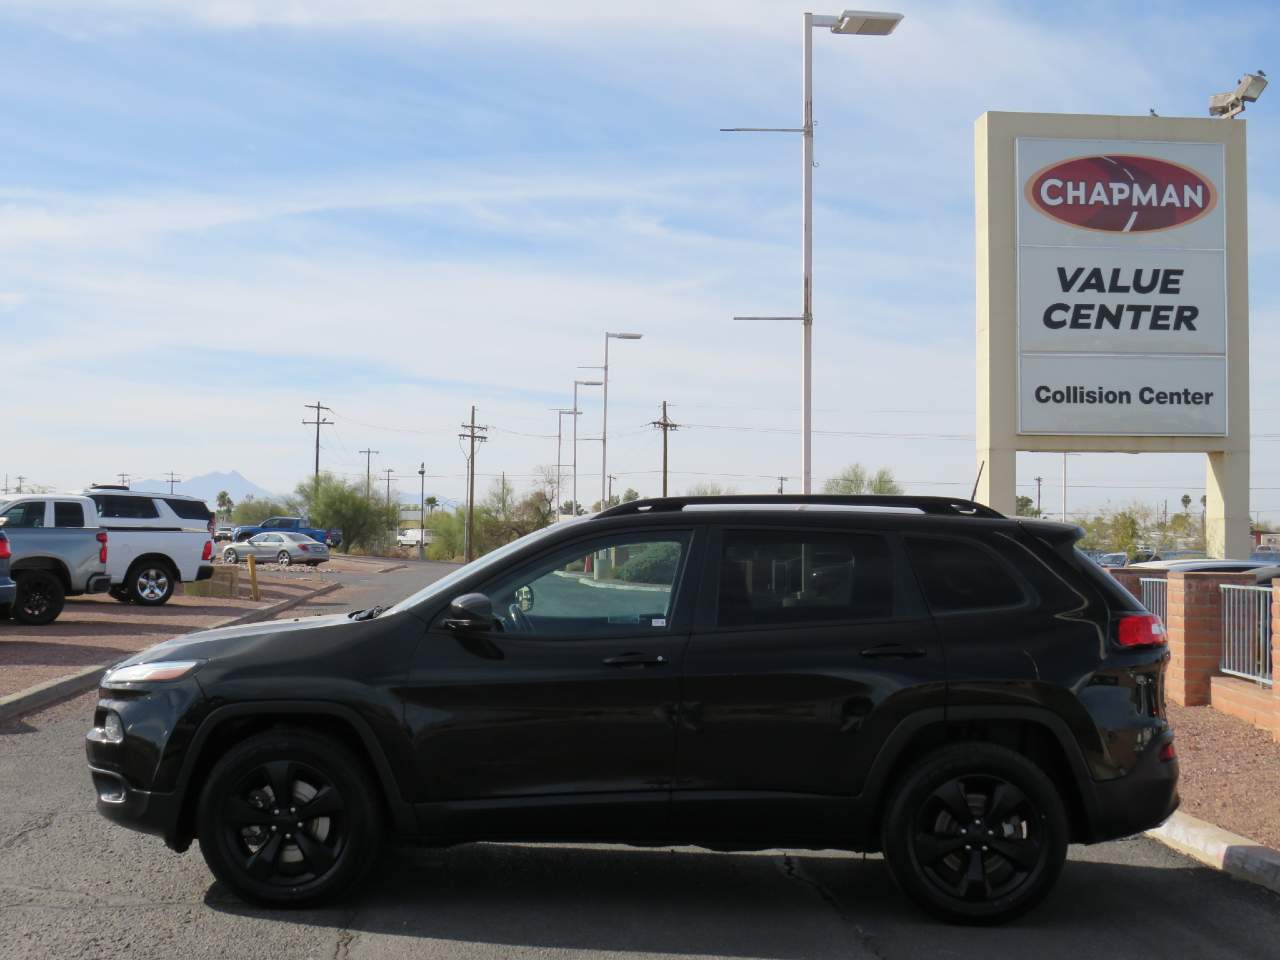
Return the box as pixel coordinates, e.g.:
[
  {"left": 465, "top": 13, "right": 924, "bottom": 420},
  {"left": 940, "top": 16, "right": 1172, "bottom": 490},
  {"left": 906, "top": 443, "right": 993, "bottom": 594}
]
[{"left": 507, "top": 603, "right": 533, "bottom": 633}]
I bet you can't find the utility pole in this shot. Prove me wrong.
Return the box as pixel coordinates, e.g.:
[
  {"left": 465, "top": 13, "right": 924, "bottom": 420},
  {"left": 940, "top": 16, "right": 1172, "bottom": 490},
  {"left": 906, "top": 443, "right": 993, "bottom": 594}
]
[
  {"left": 778, "top": 476, "right": 787, "bottom": 495},
  {"left": 359, "top": 449, "right": 379, "bottom": 498},
  {"left": 458, "top": 406, "right": 488, "bottom": 562},
  {"left": 165, "top": 472, "right": 181, "bottom": 494},
  {"left": 15, "top": 475, "right": 27, "bottom": 494},
  {"left": 302, "top": 401, "right": 333, "bottom": 500},
  {"left": 382, "top": 467, "right": 395, "bottom": 508},
  {"left": 116, "top": 473, "right": 130, "bottom": 487},
  {"left": 418, "top": 463, "right": 426, "bottom": 562},
  {"left": 1061, "top": 452, "right": 1068, "bottom": 523},
  {"left": 1034, "top": 476, "right": 1043, "bottom": 515},
  {"left": 650, "top": 401, "right": 680, "bottom": 497},
  {"left": 607, "top": 474, "right": 617, "bottom": 504}
]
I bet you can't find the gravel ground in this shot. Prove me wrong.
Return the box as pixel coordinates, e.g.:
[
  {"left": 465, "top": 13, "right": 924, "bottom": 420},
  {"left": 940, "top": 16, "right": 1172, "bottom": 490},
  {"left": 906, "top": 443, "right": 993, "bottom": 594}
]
[{"left": 1168, "top": 702, "right": 1280, "bottom": 850}]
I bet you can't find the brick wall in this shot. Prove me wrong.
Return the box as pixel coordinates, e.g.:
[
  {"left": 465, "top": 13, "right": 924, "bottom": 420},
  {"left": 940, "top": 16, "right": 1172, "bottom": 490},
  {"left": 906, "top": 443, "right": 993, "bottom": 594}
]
[{"left": 1164, "top": 571, "right": 1256, "bottom": 707}]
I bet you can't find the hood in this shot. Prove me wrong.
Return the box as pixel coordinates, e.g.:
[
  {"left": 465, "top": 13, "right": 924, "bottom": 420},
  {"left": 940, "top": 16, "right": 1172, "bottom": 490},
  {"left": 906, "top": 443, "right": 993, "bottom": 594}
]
[{"left": 110, "top": 612, "right": 355, "bottom": 670}]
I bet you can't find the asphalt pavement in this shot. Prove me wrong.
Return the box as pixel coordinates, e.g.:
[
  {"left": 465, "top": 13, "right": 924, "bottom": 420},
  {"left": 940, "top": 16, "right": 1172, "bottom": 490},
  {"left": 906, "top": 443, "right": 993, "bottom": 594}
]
[{"left": 2, "top": 557, "right": 1278, "bottom": 959}]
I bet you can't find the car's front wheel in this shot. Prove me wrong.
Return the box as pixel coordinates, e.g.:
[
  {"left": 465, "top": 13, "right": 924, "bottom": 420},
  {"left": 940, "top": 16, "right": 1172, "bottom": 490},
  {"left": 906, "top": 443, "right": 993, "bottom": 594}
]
[
  {"left": 276, "top": 551, "right": 291, "bottom": 567},
  {"left": 196, "top": 730, "right": 382, "bottom": 907},
  {"left": 881, "top": 743, "right": 1068, "bottom": 925}
]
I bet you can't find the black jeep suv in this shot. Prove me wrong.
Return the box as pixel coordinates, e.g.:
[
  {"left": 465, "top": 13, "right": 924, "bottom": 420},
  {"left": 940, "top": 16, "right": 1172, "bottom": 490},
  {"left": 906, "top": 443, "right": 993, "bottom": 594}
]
[{"left": 86, "top": 496, "right": 1176, "bottom": 924}]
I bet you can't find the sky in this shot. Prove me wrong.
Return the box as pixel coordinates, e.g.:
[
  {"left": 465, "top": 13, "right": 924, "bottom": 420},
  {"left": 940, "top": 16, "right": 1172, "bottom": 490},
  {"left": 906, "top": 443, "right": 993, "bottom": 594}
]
[{"left": 3, "top": 0, "right": 1280, "bottom": 518}]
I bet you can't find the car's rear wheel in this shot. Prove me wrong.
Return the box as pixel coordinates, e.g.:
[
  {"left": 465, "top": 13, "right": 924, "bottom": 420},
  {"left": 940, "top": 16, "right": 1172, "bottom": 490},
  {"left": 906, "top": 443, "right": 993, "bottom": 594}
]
[
  {"left": 128, "top": 562, "right": 175, "bottom": 605},
  {"left": 881, "top": 743, "right": 1067, "bottom": 925},
  {"left": 196, "top": 730, "right": 382, "bottom": 907},
  {"left": 222, "top": 547, "right": 239, "bottom": 564},
  {"left": 276, "top": 551, "right": 291, "bottom": 567},
  {"left": 12, "top": 571, "right": 65, "bottom": 626}
]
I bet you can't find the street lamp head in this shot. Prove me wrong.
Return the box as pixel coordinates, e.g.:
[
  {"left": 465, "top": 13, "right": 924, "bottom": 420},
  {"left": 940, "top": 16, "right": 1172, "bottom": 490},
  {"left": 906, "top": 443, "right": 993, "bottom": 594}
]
[
  {"left": 1209, "top": 70, "right": 1267, "bottom": 117},
  {"left": 608, "top": 332, "right": 644, "bottom": 340},
  {"left": 831, "top": 9, "right": 903, "bottom": 35}
]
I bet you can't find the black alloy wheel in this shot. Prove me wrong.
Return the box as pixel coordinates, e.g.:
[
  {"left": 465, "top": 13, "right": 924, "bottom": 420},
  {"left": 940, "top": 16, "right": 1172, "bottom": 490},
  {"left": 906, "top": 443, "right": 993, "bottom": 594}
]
[
  {"left": 882, "top": 743, "right": 1067, "bottom": 924},
  {"left": 196, "top": 731, "right": 381, "bottom": 906},
  {"left": 12, "top": 570, "right": 65, "bottom": 625}
]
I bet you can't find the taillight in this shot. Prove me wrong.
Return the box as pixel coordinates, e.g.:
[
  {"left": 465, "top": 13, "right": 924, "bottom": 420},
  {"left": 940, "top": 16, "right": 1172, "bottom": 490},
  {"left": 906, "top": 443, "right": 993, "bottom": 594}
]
[
  {"left": 299, "top": 543, "right": 311, "bottom": 552},
  {"left": 1118, "top": 613, "right": 1165, "bottom": 648},
  {"left": 0, "top": 536, "right": 9, "bottom": 561},
  {"left": 1159, "top": 742, "right": 1177, "bottom": 762},
  {"left": 97, "top": 531, "right": 108, "bottom": 564},
  {"left": 201, "top": 540, "right": 213, "bottom": 561}
]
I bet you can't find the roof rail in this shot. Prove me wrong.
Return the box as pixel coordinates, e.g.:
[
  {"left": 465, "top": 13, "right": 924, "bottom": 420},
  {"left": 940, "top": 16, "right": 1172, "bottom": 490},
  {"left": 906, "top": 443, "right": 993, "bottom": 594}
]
[{"left": 594, "top": 495, "right": 1004, "bottom": 520}]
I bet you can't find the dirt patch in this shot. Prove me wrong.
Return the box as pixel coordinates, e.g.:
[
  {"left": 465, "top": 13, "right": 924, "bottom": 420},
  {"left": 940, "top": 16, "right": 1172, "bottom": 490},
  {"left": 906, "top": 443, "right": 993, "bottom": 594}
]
[{"left": 1168, "top": 702, "right": 1280, "bottom": 851}]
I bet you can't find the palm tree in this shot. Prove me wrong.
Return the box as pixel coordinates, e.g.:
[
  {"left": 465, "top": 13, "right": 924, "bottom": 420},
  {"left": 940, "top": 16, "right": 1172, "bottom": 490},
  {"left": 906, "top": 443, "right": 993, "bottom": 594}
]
[
  {"left": 215, "top": 490, "right": 234, "bottom": 520},
  {"left": 1180, "top": 494, "right": 1192, "bottom": 513},
  {"left": 424, "top": 496, "right": 439, "bottom": 515}
]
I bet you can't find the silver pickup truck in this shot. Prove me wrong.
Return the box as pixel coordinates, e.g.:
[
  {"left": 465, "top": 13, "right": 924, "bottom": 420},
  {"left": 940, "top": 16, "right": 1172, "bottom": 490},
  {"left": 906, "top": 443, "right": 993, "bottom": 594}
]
[{"left": 0, "top": 523, "right": 111, "bottom": 625}]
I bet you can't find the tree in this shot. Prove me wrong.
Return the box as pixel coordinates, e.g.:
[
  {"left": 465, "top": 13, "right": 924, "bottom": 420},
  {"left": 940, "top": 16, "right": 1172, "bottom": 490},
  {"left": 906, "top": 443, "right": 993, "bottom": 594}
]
[
  {"left": 290, "top": 472, "right": 398, "bottom": 554},
  {"left": 822, "top": 464, "right": 902, "bottom": 496},
  {"left": 686, "top": 481, "right": 736, "bottom": 496},
  {"left": 230, "top": 497, "right": 293, "bottom": 526},
  {"left": 215, "top": 490, "right": 234, "bottom": 521},
  {"left": 1015, "top": 495, "right": 1040, "bottom": 518},
  {"left": 1180, "top": 494, "right": 1192, "bottom": 513}
]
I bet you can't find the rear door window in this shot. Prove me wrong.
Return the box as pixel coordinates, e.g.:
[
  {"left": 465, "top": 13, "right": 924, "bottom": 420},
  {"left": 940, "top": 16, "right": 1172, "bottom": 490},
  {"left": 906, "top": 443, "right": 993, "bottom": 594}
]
[
  {"left": 93, "top": 495, "right": 160, "bottom": 520},
  {"left": 164, "top": 498, "right": 214, "bottom": 521},
  {"left": 905, "top": 536, "right": 1026, "bottom": 613},
  {"left": 53, "top": 502, "right": 85, "bottom": 527},
  {"left": 717, "top": 529, "right": 895, "bottom": 627}
]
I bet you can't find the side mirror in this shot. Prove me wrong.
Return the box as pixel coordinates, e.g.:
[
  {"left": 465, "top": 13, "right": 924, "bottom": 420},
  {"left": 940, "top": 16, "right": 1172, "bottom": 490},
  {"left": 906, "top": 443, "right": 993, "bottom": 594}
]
[{"left": 443, "top": 593, "right": 495, "bottom": 632}]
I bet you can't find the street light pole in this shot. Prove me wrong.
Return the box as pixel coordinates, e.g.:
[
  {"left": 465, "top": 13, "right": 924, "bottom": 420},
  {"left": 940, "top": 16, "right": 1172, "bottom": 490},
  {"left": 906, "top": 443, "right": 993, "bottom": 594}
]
[
  {"left": 725, "top": 9, "right": 902, "bottom": 494},
  {"left": 550, "top": 407, "right": 576, "bottom": 518},
  {"left": 601, "top": 332, "right": 643, "bottom": 509},
  {"left": 418, "top": 462, "right": 426, "bottom": 561},
  {"left": 573, "top": 380, "right": 602, "bottom": 516}
]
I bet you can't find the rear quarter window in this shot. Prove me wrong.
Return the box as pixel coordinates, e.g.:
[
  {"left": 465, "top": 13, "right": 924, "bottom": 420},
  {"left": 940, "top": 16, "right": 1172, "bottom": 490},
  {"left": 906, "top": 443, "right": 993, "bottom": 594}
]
[
  {"left": 164, "top": 498, "right": 214, "bottom": 521},
  {"left": 93, "top": 495, "right": 160, "bottom": 520},
  {"left": 54, "top": 502, "right": 86, "bottom": 527},
  {"left": 906, "top": 535, "right": 1027, "bottom": 613}
]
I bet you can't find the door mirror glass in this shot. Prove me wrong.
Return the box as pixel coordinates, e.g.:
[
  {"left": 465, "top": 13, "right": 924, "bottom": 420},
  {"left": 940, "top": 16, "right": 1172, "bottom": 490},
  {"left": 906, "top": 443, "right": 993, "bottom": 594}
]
[
  {"left": 444, "top": 593, "right": 495, "bottom": 632},
  {"left": 514, "top": 585, "right": 535, "bottom": 613}
]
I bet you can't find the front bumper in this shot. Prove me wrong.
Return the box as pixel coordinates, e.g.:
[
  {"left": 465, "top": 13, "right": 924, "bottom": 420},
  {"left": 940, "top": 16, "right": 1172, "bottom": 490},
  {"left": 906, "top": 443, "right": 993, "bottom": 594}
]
[{"left": 87, "top": 765, "right": 183, "bottom": 845}]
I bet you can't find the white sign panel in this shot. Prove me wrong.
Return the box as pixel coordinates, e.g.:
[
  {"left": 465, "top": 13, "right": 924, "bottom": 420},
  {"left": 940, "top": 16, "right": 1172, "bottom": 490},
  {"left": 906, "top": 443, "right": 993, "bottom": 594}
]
[{"left": 1016, "top": 137, "right": 1227, "bottom": 436}]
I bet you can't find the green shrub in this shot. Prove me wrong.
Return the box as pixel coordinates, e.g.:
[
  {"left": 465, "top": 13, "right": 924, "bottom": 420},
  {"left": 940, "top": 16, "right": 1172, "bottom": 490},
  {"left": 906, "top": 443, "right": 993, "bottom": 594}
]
[{"left": 615, "top": 542, "right": 681, "bottom": 584}]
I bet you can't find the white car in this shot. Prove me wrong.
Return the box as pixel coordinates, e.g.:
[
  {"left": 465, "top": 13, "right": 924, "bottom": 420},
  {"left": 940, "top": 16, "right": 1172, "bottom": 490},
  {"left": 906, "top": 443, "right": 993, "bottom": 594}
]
[
  {"left": 221, "top": 531, "right": 329, "bottom": 566},
  {"left": 0, "top": 489, "right": 215, "bottom": 605}
]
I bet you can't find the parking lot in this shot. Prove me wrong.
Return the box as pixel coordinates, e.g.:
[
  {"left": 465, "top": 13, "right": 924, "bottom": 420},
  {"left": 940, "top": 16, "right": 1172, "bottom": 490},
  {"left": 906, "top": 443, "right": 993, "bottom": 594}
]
[{"left": 2, "top": 687, "right": 1279, "bottom": 960}]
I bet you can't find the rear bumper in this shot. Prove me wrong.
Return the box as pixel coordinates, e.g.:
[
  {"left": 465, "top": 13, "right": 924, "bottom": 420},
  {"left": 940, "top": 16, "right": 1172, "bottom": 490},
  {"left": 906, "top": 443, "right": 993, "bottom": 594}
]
[
  {"left": 194, "top": 565, "right": 214, "bottom": 582},
  {"left": 0, "top": 579, "right": 14, "bottom": 606},
  {"left": 85, "top": 574, "right": 112, "bottom": 594},
  {"left": 1086, "top": 731, "right": 1180, "bottom": 842}
]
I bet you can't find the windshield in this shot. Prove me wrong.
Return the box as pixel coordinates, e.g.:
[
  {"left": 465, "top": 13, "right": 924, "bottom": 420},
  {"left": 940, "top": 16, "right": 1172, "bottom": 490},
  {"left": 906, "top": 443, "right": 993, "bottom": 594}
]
[{"left": 388, "top": 520, "right": 583, "bottom": 615}]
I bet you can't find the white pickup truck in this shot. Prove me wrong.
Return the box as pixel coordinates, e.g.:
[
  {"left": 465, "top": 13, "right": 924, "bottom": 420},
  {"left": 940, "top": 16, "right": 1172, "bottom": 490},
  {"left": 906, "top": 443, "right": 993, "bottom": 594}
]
[{"left": 0, "top": 489, "right": 214, "bottom": 605}]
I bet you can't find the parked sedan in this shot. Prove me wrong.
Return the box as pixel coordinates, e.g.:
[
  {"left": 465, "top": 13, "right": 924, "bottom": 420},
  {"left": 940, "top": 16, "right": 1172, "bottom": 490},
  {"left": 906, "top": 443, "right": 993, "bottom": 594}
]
[{"left": 221, "top": 532, "right": 329, "bottom": 567}]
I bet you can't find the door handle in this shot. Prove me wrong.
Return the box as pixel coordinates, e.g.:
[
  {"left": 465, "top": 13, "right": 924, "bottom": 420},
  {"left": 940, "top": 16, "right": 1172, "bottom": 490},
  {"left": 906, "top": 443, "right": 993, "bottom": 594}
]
[
  {"left": 860, "top": 643, "right": 927, "bottom": 659},
  {"left": 603, "top": 652, "right": 668, "bottom": 667}
]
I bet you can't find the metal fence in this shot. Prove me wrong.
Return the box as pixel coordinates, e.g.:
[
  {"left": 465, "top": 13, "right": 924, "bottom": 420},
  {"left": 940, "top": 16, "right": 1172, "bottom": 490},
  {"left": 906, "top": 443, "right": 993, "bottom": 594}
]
[
  {"left": 1140, "top": 578, "right": 1167, "bottom": 628},
  {"left": 1219, "top": 584, "right": 1273, "bottom": 686}
]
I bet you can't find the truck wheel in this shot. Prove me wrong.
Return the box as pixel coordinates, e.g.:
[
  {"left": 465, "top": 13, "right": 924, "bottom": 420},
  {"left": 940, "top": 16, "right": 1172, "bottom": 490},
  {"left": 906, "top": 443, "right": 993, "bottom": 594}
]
[
  {"left": 881, "top": 742, "right": 1067, "bottom": 925},
  {"left": 128, "top": 562, "right": 176, "bottom": 606},
  {"left": 12, "top": 571, "right": 65, "bottom": 626}
]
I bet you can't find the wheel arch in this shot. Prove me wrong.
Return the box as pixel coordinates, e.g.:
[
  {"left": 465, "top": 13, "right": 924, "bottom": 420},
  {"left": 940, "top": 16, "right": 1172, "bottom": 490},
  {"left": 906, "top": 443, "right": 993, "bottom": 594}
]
[
  {"left": 859, "top": 706, "right": 1099, "bottom": 847},
  {"left": 10, "top": 557, "right": 71, "bottom": 592},
  {"left": 168, "top": 701, "right": 416, "bottom": 851},
  {"left": 127, "top": 553, "right": 179, "bottom": 578}
]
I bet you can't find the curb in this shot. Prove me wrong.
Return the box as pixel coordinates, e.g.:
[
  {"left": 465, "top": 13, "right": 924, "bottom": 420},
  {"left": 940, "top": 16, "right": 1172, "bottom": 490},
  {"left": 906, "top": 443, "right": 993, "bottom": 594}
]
[
  {"left": 0, "top": 580, "right": 344, "bottom": 725},
  {"left": 1147, "top": 810, "right": 1280, "bottom": 895}
]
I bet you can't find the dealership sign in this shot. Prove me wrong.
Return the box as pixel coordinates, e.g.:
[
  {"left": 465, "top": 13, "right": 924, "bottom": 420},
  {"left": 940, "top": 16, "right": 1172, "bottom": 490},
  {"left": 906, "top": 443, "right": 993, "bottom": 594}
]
[{"left": 1016, "top": 137, "right": 1227, "bottom": 436}]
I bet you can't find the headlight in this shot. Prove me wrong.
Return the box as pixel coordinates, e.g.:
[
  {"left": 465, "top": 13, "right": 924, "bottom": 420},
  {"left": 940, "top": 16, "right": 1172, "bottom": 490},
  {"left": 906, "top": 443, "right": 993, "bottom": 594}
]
[
  {"left": 103, "top": 660, "right": 203, "bottom": 685},
  {"left": 87, "top": 711, "right": 125, "bottom": 744}
]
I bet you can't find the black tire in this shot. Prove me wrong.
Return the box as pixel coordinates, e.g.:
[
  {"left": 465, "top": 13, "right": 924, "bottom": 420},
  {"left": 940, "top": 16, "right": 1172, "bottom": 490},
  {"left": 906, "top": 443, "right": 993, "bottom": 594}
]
[
  {"left": 223, "top": 548, "right": 240, "bottom": 564},
  {"left": 276, "top": 551, "right": 291, "bottom": 567},
  {"left": 109, "top": 586, "right": 132, "bottom": 604},
  {"left": 0, "top": 603, "right": 10, "bottom": 620},
  {"left": 196, "top": 730, "right": 382, "bottom": 907},
  {"left": 128, "top": 562, "right": 175, "bottom": 606},
  {"left": 881, "top": 743, "right": 1068, "bottom": 925},
  {"left": 12, "top": 571, "right": 66, "bottom": 626}
]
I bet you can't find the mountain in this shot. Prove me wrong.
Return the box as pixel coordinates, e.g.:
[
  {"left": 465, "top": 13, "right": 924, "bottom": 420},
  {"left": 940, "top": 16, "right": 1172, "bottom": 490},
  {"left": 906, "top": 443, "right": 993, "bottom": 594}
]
[{"left": 132, "top": 470, "right": 280, "bottom": 505}]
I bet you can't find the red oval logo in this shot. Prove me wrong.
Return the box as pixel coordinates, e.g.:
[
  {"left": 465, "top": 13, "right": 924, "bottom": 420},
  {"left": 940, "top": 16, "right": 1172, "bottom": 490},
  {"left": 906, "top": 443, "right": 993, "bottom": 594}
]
[{"left": 1025, "top": 155, "right": 1217, "bottom": 233}]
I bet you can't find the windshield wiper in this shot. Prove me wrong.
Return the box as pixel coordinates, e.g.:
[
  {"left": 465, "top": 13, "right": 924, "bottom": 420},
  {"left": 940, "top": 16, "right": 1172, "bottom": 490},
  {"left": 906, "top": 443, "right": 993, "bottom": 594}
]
[{"left": 349, "top": 604, "right": 386, "bottom": 622}]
